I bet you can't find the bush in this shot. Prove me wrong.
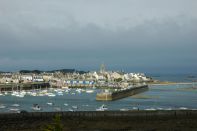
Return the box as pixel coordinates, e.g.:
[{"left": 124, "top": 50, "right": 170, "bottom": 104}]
[{"left": 43, "top": 115, "right": 63, "bottom": 131}]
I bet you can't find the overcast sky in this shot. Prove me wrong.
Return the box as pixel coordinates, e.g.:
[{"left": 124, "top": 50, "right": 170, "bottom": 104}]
[{"left": 0, "top": 0, "right": 197, "bottom": 73}]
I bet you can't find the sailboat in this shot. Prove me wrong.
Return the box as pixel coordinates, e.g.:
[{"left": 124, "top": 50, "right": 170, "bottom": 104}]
[
  {"left": 31, "top": 104, "right": 42, "bottom": 111},
  {"left": 96, "top": 104, "right": 108, "bottom": 111},
  {"left": 0, "top": 104, "right": 6, "bottom": 109}
]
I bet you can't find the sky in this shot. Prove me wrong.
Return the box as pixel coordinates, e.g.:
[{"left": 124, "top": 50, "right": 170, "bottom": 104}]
[{"left": 0, "top": 0, "right": 197, "bottom": 74}]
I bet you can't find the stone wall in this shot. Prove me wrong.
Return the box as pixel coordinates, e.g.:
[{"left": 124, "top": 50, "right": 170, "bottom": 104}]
[{"left": 0, "top": 110, "right": 197, "bottom": 131}]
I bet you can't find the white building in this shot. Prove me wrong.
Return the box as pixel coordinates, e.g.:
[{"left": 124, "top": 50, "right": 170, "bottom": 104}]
[{"left": 33, "top": 76, "right": 44, "bottom": 82}]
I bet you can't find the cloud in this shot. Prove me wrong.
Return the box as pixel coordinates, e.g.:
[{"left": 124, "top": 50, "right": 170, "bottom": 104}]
[{"left": 0, "top": 0, "right": 197, "bottom": 73}]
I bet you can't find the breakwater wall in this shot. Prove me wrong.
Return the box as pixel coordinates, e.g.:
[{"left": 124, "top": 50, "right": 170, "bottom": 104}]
[
  {"left": 0, "top": 110, "right": 197, "bottom": 131},
  {"left": 96, "top": 85, "right": 148, "bottom": 101},
  {"left": 0, "top": 82, "right": 50, "bottom": 91}
]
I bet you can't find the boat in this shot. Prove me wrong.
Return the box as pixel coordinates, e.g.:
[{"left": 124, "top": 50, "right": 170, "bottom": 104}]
[
  {"left": 76, "top": 89, "right": 82, "bottom": 93},
  {"left": 57, "top": 92, "right": 63, "bottom": 96},
  {"left": 29, "top": 92, "right": 37, "bottom": 96},
  {"left": 68, "top": 108, "right": 74, "bottom": 112},
  {"left": 0, "top": 104, "right": 6, "bottom": 109},
  {"left": 65, "top": 89, "right": 70, "bottom": 93},
  {"left": 47, "top": 102, "right": 54, "bottom": 106},
  {"left": 9, "top": 108, "right": 20, "bottom": 113},
  {"left": 72, "top": 105, "right": 78, "bottom": 109},
  {"left": 179, "top": 107, "right": 188, "bottom": 110},
  {"left": 145, "top": 108, "right": 156, "bottom": 111},
  {"left": 82, "top": 104, "right": 89, "bottom": 107},
  {"left": 132, "top": 107, "right": 139, "bottom": 110},
  {"left": 64, "top": 103, "right": 68, "bottom": 106},
  {"left": 62, "top": 86, "right": 69, "bottom": 89},
  {"left": 86, "top": 90, "right": 94, "bottom": 93},
  {"left": 47, "top": 93, "right": 56, "bottom": 97},
  {"left": 120, "top": 108, "right": 129, "bottom": 111},
  {"left": 4, "top": 91, "right": 8, "bottom": 95},
  {"left": 11, "top": 104, "right": 20, "bottom": 107},
  {"left": 15, "top": 93, "right": 24, "bottom": 98},
  {"left": 9, "top": 108, "right": 20, "bottom": 111},
  {"left": 54, "top": 107, "right": 61, "bottom": 111},
  {"left": 31, "top": 104, "right": 42, "bottom": 111},
  {"left": 96, "top": 104, "right": 108, "bottom": 111},
  {"left": 157, "top": 107, "right": 163, "bottom": 110},
  {"left": 165, "top": 107, "right": 172, "bottom": 110}
]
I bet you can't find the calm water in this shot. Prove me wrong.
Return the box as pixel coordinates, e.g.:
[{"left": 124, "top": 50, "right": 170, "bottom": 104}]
[
  {"left": 0, "top": 82, "right": 197, "bottom": 113},
  {"left": 150, "top": 74, "right": 197, "bottom": 82}
]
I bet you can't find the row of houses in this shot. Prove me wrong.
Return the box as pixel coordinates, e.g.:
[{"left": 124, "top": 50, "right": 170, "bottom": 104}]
[
  {"left": 0, "top": 69, "right": 152, "bottom": 87},
  {"left": 0, "top": 73, "right": 45, "bottom": 83}
]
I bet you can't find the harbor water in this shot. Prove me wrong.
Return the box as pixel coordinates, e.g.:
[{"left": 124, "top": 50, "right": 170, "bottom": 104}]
[{"left": 0, "top": 82, "right": 197, "bottom": 113}]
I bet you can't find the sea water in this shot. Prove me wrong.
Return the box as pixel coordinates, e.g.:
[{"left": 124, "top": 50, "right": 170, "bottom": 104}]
[{"left": 0, "top": 74, "right": 197, "bottom": 113}]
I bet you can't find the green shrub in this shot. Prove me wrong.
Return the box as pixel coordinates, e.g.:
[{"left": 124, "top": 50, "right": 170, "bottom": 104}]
[{"left": 43, "top": 114, "right": 63, "bottom": 131}]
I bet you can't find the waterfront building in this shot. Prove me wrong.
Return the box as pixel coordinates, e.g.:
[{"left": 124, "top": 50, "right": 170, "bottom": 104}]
[
  {"left": 20, "top": 74, "right": 33, "bottom": 83},
  {"left": 33, "top": 75, "right": 44, "bottom": 82}
]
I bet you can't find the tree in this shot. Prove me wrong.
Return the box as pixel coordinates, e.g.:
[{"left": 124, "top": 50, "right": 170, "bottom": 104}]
[
  {"left": 43, "top": 115, "right": 63, "bottom": 131},
  {"left": 114, "top": 78, "right": 122, "bottom": 82}
]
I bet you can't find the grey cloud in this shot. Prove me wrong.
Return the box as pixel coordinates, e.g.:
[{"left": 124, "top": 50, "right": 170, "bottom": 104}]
[{"left": 0, "top": 0, "right": 197, "bottom": 73}]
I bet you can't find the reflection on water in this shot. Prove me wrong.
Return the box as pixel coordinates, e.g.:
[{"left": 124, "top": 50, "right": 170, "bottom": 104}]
[{"left": 0, "top": 83, "right": 197, "bottom": 113}]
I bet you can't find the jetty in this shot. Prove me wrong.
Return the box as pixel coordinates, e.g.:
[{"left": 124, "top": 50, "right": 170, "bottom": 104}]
[{"left": 96, "top": 84, "right": 148, "bottom": 101}]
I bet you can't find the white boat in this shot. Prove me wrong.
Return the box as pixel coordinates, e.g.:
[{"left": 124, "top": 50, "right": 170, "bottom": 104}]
[
  {"left": 57, "top": 92, "right": 63, "bottom": 96},
  {"left": 38, "top": 93, "right": 44, "bottom": 96},
  {"left": 62, "top": 86, "right": 69, "bottom": 89},
  {"left": 4, "top": 91, "right": 8, "bottom": 95},
  {"left": 179, "top": 107, "right": 188, "bottom": 110},
  {"left": 86, "top": 90, "right": 94, "bottom": 93},
  {"left": 64, "top": 103, "right": 68, "bottom": 106},
  {"left": 157, "top": 107, "right": 163, "bottom": 110},
  {"left": 20, "top": 90, "right": 27, "bottom": 95},
  {"left": 31, "top": 104, "right": 41, "bottom": 111},
  {"left": 11, "top": 91, "right": 19, "bottom": 96},
  {"left": 47, "top": 93, "right": 56, "bottom": 97},
  {"left": 165, "top": 107, "right": 172, "bottom": 110},
  {"left": 15, "top": 93, "right": 24, "bottom": 98},
  {"left": 47, "top": 102, "right": 54, "bottom": 106},
  {"left": 65, "top": 89, "right": 70, "bottom": 93},
  {"left": 120, "top": 108, "right": 129, "bottom": 111},
  {"left": 54, "top": 107, "right": 61, "bottom": 111},
  {"left": 76, "top": 89, "right": 82, "bottom": 93},
  {"left": 68, "top": 108, "right": 74, "bottom": 112},
  {"left": 72, "top": 105, "right": 78, "bottom": 109},
  {"left": 82, "top": 104, "right": 89, "bottom": 107},
  {"left": 0, "top": 104, "right": 6, "bottom": 109},
  {"left": 29, "top": 92, "right": 37, "bottom": 96},
  {"left": 9, "top": 108, "right": 20, "bottom": 111},
  {"left": 12, "top": 104, "right": 20, "bottom": 107},
  {"left": 132, "top": 107, "right": 138, "bottom": 110},
  {"left": 145, "top": 108, "right": 156, "bottom": 111},
  {"left": 9, "top": 108, "right": 20, "bottom": 113},
  {"left": 96, "top": 104, "right": 108, "bottom": 111}
]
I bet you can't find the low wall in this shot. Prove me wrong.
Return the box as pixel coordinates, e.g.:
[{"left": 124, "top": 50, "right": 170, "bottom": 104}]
[
  {"left": 0, "top": 110, "right": 197, "bottom": 131},
  {"left": 0, "top": 82, "right": 50, "bottom": 91}
]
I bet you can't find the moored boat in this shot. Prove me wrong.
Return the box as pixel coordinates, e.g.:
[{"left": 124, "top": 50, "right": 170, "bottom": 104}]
[
  {"left": 31, "top": 104, "right": 42, "bottom": 111},
  {"left": 96, "top": 104, "right": 108, "bottom": 111}
]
